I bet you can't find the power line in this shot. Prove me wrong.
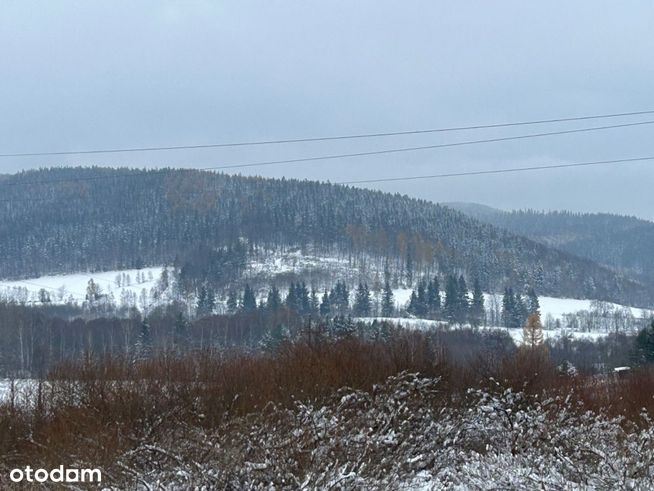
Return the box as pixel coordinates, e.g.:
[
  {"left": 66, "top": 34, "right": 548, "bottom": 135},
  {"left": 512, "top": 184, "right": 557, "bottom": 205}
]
[
  {"left": 1, "top": 109, "right": 654, "bottom": 158},
  {"left": 1, "top": 119, "right": 653, "bottom": 190},
  {"left": 337, "top": 156, "right": 654, "bottom": 185}
]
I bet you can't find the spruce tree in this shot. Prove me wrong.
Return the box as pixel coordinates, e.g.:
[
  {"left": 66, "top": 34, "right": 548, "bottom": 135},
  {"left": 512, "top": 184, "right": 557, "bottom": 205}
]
[
  {"left": 427, "top": 276, "right": 440, "bottom": 318},
  {"left": 320, "top": 290, "right": 331, "bottom": 316},
  {"left": 407, "top": 290, "right": 419, "bottom": 316},
  {"left": 457, "top": 275, "right": 469, "bottom": 324},
  {"left": 526, "top": 287, "right": 540, "bottom": 315},
  {"left": 353, "top": 282, "right": 371, "bottom": 317},
  {"left": 470, "top": 277, "right": 485, "bottom": 327},
  {"left": 514, "top": 293, "right": 529, "bottom": 328},
  {"left": 242, "top": 284, "right": 257, "bottom": 312},
  {"left": 196, "top": 285, "right": 209, "bottom": 317},
  {"left": 415, "top": 281, "right": 428, "bottom": 317},
  {"left": 381, "top": 278, "right": 395, "bottom": 317},
  {"left": 502, "top": 287, "right": 515, "bottom": 327},
  {"left": 266, "top": 285, "right": 282, "bottom": 311},
  {"left": 633, "top": 320, "right": 654, "bottom": 365},
  {"left": 135, "top": 316, "right": 153, "bottom": 361},
  {"left": 444, "top": 275, "right": 459, "bottom": 324},
  {"left": 298, "top": 282, "right": 311, "bottom": 315}
]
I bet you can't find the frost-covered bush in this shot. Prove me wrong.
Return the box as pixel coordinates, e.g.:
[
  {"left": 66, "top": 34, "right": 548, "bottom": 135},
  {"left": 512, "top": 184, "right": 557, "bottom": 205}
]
[{"left": 98, "top": 373, "right": 654, "bottom": 490}]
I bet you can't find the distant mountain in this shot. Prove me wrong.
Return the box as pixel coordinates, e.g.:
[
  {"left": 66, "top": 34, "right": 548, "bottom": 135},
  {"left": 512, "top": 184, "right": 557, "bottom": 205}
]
[
  {"left": 447, "top": 202, "right": 654, "bottom": 289},
  {"left": 0, "top": 167, "right": 651, "bottom": 307}
]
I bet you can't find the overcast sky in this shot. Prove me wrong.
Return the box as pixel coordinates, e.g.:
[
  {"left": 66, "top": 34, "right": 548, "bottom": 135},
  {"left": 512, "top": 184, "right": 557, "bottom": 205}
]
[{"left": 1, "top": 1, "right": 653, "bottom": 219}]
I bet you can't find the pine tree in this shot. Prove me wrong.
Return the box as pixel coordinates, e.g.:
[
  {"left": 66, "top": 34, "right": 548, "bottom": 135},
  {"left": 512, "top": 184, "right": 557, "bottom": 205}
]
[{"left": 353, "top": 282, "right": 371, "bottom": 317}]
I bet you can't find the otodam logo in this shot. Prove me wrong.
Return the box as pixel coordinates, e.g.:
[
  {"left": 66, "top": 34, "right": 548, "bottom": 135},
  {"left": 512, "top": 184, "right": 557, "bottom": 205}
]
[{"left": 10, "top": 466, "right": 102, "bottom": 484}]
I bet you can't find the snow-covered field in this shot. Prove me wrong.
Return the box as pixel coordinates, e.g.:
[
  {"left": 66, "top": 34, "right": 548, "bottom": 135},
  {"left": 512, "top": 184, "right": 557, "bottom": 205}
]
[
  {"left": 0, "top": 258, "right": 650, "bottom": 340},
  {"left": 0, "top": 267, "right": 164, "bottom": 304}
]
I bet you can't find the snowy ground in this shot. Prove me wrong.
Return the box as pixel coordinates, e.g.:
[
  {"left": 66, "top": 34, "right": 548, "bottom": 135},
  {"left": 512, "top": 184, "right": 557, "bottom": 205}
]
[
  {"left": 0, "top": 379, "right": 39, "bottom": 404},
  {"left": 0, "top": 259, "right": 650, "bottom": 337},
  {"left": 355, "top": 316, "right": 610, "bottom": 344},
  {"left": 0, "top": 267, "right": 164, "bottom": 304}
]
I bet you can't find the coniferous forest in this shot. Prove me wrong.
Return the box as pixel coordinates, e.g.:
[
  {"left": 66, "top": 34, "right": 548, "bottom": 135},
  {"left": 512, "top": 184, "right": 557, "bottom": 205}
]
[{"left": 1, "top": 167, "right": 651, "bottom": 307}]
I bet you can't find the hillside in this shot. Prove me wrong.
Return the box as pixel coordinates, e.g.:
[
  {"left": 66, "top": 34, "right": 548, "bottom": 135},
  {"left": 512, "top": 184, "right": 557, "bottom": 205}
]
[
  {"left": 447, "top": 203, "right": 654, "bottom": 287},
  {"left": 0, "top": 167, "right": 652, "bottom": 307}
]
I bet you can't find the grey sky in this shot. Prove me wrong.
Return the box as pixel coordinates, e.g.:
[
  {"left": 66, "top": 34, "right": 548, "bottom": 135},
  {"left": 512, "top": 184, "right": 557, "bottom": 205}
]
[{"left": 1, "top": 1, "right": 653, "bottom": 219}]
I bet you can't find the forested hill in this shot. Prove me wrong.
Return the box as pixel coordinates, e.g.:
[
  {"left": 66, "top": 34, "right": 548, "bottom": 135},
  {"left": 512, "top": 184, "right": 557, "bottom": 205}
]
[
  {"left": 0, "top": 167, "right": 651, "bottom": 307},
  {"left": 447, "top": 203, "right": 654, "bottom": 288}
]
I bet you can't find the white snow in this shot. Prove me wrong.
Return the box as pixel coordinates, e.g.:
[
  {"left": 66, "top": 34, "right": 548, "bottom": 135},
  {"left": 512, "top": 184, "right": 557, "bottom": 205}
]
[
  {"left": 0, "top": 267, "right": 164, "bottom": 304},
  {"left": 355, "top": 316, "right": 612, "bottom": 344}
]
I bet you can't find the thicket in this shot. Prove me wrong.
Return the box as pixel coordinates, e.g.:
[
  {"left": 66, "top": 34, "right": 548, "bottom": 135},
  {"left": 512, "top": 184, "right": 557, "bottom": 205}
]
[{"left": 2, "top": 330, "right": 654, "bottom": 488}]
